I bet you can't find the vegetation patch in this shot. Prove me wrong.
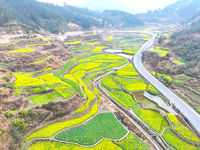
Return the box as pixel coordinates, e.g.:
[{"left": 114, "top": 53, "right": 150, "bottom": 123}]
[
  {"left": 54, "top": 84, "right": 74, "bottom": 99},
  {"left": 148, "top": 85, "right": 159, "bottom": 94},
  {"left": 108, "top": 90, "right": 141, "bottom": 109},
  {"left": 73, "top": 70, "right": 96, "bottom": 113},
  {"left": 56, "top": 113, "right": 128, "bottom": 145},
  {"left": 25, "top": 103, "right": 98, "bottom": 142},
  {"left": 14, "top": 75, "right": 44, "bottom": 88},
  {"left": 26, "top": 43, "right": 51, "bottom": 46},
  {"left": 167, "top": 113, "right": 199, "bottom": 142},
  {"left": 174, "top": 80, "right": 184, "bottom": 83},
  {"left": 162, "top": 128, "right": 199, "bottom": 150},
  {"left": 114, "top": 64, "right": 139, "bottom": 77},
  {"left": 31, "top": 86, "right": 52, "bottom": 93},
  {"left": 78, "top": 54, "right": 124, "bottom": 63},
  {"left": 59, "top": 77, "right": 84, "bottom": 98},
  {"left": 29, "top": 139, "right": 121, "bottom": 150},
  {"left": 152, "top": 72, "right": 173, "bottom": 82},
  {"left": 133, "top": 109, "right": 168, "bottom": 134},
  {"left": 28, "top": 92, "right": 62, "bottom": 105},
  {"left": 123, "top": 50, "right": 136, "bottom": 54},
  {"left": 115, "top": 76, "right": 147, "bottom": 92},
  {"left": 86, "top": 42, "right": 98, "bottom": 45},
  {"left": 6, "top": 48, "right": 34, "bottom": 53},
  {"left": 30, "top": 56, "right": 52, "bottom": 64},
  {"left": 104, "top": 36, "right": 113, "bottom": 41},
  {"left": 92, "top": 46, "right": 107, "bottom": 52},
  {"left": 101, "top": 74, "right": 122, "bottom": 90},
  {"left": 150, "top": 46, "right": 169, "bottom": 56},
  {"left": 173, "top": 60, "right": 186, "bottom": 65},
  {"left": 82, "top": 33, "right": 97, "bottom": 37},
  {"left": 54, "top": 58, "right": 76, "bottom": 77},
  {"left": 64, "top": 41, "right": 81, "bottom": 45},
  {"left": 114, "top": 132, "right": 150, "bottom": 150},
  {"left": 134, "top": 92, "right": 159, "bottom": 110},
  {"left": 37, "top": 73, "right": 71, "bottom": 86}
]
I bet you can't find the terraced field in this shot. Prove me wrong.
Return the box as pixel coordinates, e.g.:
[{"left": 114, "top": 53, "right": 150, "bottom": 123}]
[
  {"left": 55, "top": 113, "right": 128, "bottom": 145},
  {"left": 5, "top": 32, "right": 198, "bottom": 150}
]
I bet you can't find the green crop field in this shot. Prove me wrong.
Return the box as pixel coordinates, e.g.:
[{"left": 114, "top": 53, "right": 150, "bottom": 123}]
[
  {"left": 162, "top": 128, "right": 199, "bottom": 150},
  {"left": 25, "top": 103, "right": 98, "bottom": 142},
  {"left": 31, "top": 86, "right": 52, "bottom": 93},
  {"left": 54, "top": 58, "right": 76, "bottom": 77},
  {"left": 83, "top": 72, "right": 101, "bottom": 91},
  {"left": 167, "top": 113, "right": 199, "bottom": 142},
  {"left": 28, "top": 92, "right": 62, "bottom": 105},
  {"left": 55, "top": 113, "right": 128, "bottom": 145},
  {"left": 59, "top": 77, "right": 84, "bottom": 98},
  {"left": 114, "top": 132, "right": 150, "bottom": 150},
  {"left": 133, "top": 109, "right": 168, "bottom": 134}
]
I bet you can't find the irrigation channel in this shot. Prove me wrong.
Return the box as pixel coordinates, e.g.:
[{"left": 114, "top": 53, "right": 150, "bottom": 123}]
[{"left": 94, "top": 31, "right": 200, "bottom": 149}]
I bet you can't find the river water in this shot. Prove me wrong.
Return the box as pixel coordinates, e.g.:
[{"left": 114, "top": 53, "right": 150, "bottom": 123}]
[{"left": 104, "top": 49, "right": 133, "bottom": 60}]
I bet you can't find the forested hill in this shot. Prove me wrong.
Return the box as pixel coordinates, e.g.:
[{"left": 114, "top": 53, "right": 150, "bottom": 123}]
[
  {"left": 0, "top": 0, "right": 143, "bottom": 33},
  {"left": 167, "top": 26, "right": 200, "bottom": 77},
  {"left": 137, "top": 0, "right": 200, "bottom": 24},
  {"left": 103, "top": 10, "right": 144, "bottom": 28}
]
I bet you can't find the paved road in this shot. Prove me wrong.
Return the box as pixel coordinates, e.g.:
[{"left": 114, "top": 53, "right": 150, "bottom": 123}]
[{"left": 132, "top": 32, "right": 200, "bottom": 136}]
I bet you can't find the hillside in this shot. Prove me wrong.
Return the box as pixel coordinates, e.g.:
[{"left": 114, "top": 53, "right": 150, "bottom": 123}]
[
  {"left": 137, "top": 0, "right": 200, "bottom": 24},
  {"left": 143, "top": 25, "right": 200, "bottom": 116},
  {"left": 103, "top": 10, "right": 144, "bottom": 28},
  {"left": 169, "top": 26, "right": 200, "bottom": 77},
  {"left": 79, "top": 0, "right": 140, "bottom": 14},
  {"left": 0, "top": 0, "right": 144, "bottom": 34}
]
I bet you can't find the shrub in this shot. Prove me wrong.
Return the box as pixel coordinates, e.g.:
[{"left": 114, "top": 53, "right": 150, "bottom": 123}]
[
  {"left": 5, "top": 82, "right": 15, "bottom": 91},
  {"left": 12, "top": 119, "right": 27, "bottom": 132},
  {"left": 2, "top": 76, "right": 10, "bottom": 82},
  {"left": 5, "top": 111, "right": 14, "bottom": 118},
  {"left": 19, "top": 110, "right": 28, "bottom": 118}
]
